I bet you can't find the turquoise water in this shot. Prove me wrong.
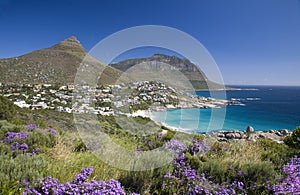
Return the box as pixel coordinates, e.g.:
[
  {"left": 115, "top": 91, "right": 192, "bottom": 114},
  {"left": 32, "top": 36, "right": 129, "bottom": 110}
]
[{"left": 150, "top": 86, "right": 300, "bottom": 133}]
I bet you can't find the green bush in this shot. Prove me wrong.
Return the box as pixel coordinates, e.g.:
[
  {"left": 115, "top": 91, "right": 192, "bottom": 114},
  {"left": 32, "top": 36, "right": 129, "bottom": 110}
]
[
  {"left": 0, "top": 96, "right": 16, "bottom": 121},
  {"left": 200, "top": 159, "right": 231, "bottom": 183},
  {"left": 284, "top": 126, "right": 300, "bottom": 149},
  {"left": 240, "top": 162, "right": 277, "bottom": 189},
  {"left": 24, "top": 130, "right": 56, "bottom": 148},
  {"left": 258, "top": 139, "right": 294, "bottom": 170},
  {"left": 0, "top": 154, "right": 49, "bottom": 190},
  {"left": 0, "top": 142, "right": 12, "bottom": 156},
  {"left": 0, "top": 122, "right": 24, "bottom": 140},
  {"left": 184, "top": 152, "right": 203, "bottom": 170},
  {"left": 120, "top": 165, "right": 171, "bottom": 194},
  {"left": 73, "top": 138, "right": 88, "bottom": 152},
  {"left": 198, "top": 159, "right": 277, "bottom": 194}
]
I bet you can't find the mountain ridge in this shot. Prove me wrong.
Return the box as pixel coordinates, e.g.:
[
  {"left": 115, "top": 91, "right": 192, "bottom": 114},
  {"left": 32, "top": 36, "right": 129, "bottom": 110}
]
[
  {"left": 0, "top": 36, "right": 122, "bottom": 85},
  {"left": 109, "top": 54, "right": 225, "bottom": 89},
  {"left": 0, "top": 36, "right": 226, "bottom": 89}
]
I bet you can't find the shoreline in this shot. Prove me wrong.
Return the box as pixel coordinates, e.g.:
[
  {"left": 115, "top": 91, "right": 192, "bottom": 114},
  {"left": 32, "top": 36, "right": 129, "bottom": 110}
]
[
  {"left": 132, "top": 109, "right": 293, "bottom": 133},
  {"left": 131, "top": 109, "right": 293, "bottom": 143},
  {"left": 195, "top": 87, "right": 259, "bottom": 91}
]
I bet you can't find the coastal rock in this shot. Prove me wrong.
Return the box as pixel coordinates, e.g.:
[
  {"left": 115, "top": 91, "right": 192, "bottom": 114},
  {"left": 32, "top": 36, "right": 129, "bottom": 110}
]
[
  {"left": 258, "top": 134, "right": 266, "bottom": 139},
  {"left": 280, "top": 129, "right": 290, "bottom": 136},
  {"left": 247, "top": 136, "right": 257, "bottom": 142},
  {"left": 224, "top": 132, "right": 234, "bottom": 139},
  {"left": 206, "top": 129, "right": 291, "bottom": 143},
  {"left": 217, "top": 133, "right": 225, "bottom": 138},
  {"left": 234, "top": 132, "right": 242, "bottom": 139},
  {"left": 246, "top": 126, "right": 254, "bottom": 133},
  {"left": 241, "top": 133, "right": 248, "bottom": 139},
  {"left": 217, "top": 137, "right": 228, "bottom": 142},
  {"left": 224, "top": 132, "right": 242, "bottom": 139}
]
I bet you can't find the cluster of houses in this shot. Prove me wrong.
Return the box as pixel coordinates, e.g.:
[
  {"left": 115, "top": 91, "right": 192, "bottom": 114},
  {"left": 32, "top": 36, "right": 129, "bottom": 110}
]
[
  {"left": 0, "top": 81, "right": 183, "bottom": 116},
  {"left": 0, "top": 81, "right": 232, "bottom": 116},
  {"left": 71, "top": 81, "right": 180, "bottom": 114},
  {"left": 125, "top": 81, "right": 178, "bottom": 106},
  {"left": 1, "top": 83, "right": 75, "bottom": 112}
]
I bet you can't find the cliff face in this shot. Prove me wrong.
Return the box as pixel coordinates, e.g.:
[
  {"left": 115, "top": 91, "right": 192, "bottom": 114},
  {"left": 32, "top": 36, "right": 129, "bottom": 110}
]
[
  {"left": 110, "top": 54, "right": 207, "bottom": 80},
  {"left": 110, "top": 54, "right": 226, "bottom": 90}
]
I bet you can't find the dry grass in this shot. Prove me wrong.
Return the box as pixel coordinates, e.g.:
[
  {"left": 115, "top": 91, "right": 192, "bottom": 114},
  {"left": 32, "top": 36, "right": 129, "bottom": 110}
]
[
  {"left": 50, "top": 137, "right": 71, "bottom": 160},
  {"left": 225, "top": 141, "right": 262, "bottom": 164}
]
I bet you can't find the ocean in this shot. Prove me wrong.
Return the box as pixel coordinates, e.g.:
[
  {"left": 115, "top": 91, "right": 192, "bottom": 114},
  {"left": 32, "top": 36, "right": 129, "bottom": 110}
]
[{"left": 150, "top": 86, "right": 300, "bottom": 133}]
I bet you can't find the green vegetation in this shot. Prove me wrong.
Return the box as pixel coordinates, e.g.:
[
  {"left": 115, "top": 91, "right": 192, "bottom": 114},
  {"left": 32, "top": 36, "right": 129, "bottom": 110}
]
[
  {"left": 0, "top": 98, "right": 299, "bottom": 194},
  {"left": 284, "top": 126, "right": 300, "bottom": 149},
  {"left": 0, "top": 96, "right": 17, "bottom": 121},
  {"left": 0, "top": 36, "right": 123, "bottom": 84},
  {"left": 110, "top": 54, "right": 228, "bottom": 90}
]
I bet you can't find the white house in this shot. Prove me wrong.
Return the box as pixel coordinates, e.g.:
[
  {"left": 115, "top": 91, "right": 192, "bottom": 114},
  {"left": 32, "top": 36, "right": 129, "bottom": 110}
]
[
  {"left": 32, "top": 102, "right": 48, "bottom": 110},
  {"left": 14, "top": 100, "right": 30, "bottom": 108}
]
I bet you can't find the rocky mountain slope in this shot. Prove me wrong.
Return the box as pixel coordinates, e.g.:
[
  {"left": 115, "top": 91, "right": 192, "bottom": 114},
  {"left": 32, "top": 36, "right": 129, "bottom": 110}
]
[
  {"left": 0, "top": 37, "right": 226, "bottom": 89},
  {"left": 0, "top": 36, "right": 122, "bottom": 84},
  {"left": 110, "top": 54, "right": 225, "bottom": 89}
]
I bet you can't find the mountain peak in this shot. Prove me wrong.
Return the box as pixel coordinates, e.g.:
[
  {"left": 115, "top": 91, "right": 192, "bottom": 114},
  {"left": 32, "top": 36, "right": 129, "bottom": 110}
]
[
  {"left": 152, "top": 53, "right": 169, "bottom": 58},
  {"left": 61, "top": 36, "right": 81, "bottom": 45},
  {"left": 50, "top": 36, "right": 86, "bottom": 53},
  {"left": 0, "top": 35, "right": 123, "bottom": 84}
]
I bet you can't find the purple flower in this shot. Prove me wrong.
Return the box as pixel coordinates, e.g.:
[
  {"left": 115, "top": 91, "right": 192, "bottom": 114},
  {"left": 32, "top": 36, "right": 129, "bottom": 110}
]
[
  {"left": 30, "top": 148, "right": 41, "bottom": 156},
  {"left": 272, "top": 157, "right": 300, "bottom": 194},
  {"left": 25, "top": 124, "right": 40, "bottom": 130},
  {"left": 41, "top": 128, "right": 57, "bottom": 135},
  {"left": 48, "top": 128, "right": 57, "bottom": 135},
  {"left": 164, "top": 139, "right": 187, "bottom": 157},
  {"left": 11, "top": 142, "right": 28, "bottom": 152},
  {"left": 190, "top": 139, "right": 210, "bottom": 156},
  {"left": 6, "top": 132, "right": 29, "bottom": 141},
  {"left": 22, "top": 167, "right": 136, "bottom": 195},
  {"left": 163, "top": 153, "right": 247, "bottom": 194},
  {"left": 237, "top": 170, "right": 243, "bottom": 176},
  {"left": 157, "top": 132, "right": 163, "bottom": 138},
  {"left": 74, "top": 167, "right": 94, "bottom": 184}
]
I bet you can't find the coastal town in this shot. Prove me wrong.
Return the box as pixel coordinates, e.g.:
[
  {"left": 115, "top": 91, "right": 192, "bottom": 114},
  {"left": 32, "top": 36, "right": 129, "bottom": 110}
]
[{"left": 0, "top": 81, "right": 234, "bottom": 116}]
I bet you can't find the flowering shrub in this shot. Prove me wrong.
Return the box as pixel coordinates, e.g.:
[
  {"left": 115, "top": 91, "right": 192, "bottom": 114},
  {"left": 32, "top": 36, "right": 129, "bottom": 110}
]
[
  {"left": 25, "top": 124, "right": 57, "bottom": 136},
  {"left": 162, "top": 153, "right": 247, "bottom": 194},
  {"left": 6, "top": 132, "right": 29, "bottom": 141},
  {"left": 190, "top": 139, "right": 210, "bottom": 156},
  {"left": 25, "top": 124, "right": 40, "bottom": 131},
  {"left": 10, "top": 142, "right": 29, "bottom": 152},
  {"left": 0, "top": 153, "right": 49, "bottom": 192},
  {"left": 48, "top": 128, "right": 57, "bottom": 135},
  {"left": 0, "top": 124, "right": 57, "bottom": 155},
  {"left": 23, "top": 167, "right": 138, "bottom": 195},
  {"left": 164, "top": 139, "right": 187, "bottom": 157},
  {"left": 272, "top": 157, "right": 300, "bottom": 194},
  {"left": 1, "top": 121, "right": 300, "bottom": 195}
]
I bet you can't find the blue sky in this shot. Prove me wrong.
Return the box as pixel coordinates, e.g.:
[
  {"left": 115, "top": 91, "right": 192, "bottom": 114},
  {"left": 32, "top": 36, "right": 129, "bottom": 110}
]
[{"left": 0, "top": 0, "right": 300, "bottom": 85}]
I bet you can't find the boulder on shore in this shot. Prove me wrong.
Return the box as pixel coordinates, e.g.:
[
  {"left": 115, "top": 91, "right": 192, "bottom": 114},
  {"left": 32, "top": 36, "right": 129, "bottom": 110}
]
[
  {"left": 246, "top": 126, "right": 254, "bottom": 133},
  {"left": 210, "top": 128, "right": 291, "bottom": 143}
]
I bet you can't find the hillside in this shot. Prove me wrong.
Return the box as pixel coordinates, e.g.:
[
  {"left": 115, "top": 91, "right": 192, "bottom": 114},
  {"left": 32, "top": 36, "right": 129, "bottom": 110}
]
[
  {"left": 0, "top": 36, "right": 122, "bottom": 84},
  {"left": 0, "top": 38, "right": 227, "bottom": 89},
  {"left": 110, "top": 54, "right": 226, "bottom": 90}
]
